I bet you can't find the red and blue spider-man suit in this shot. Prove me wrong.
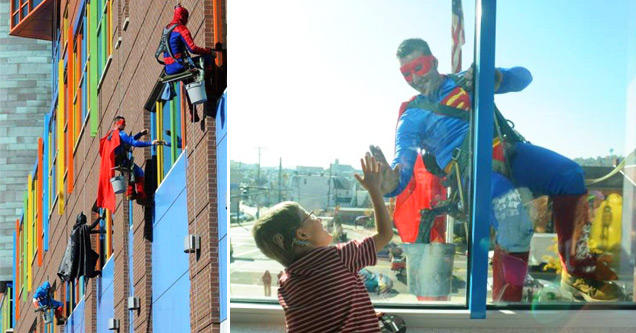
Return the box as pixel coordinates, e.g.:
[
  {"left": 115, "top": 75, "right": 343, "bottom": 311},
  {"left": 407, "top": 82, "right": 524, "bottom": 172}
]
[{"left": 163, "top": 5, "right": 214, "bottom": 75}]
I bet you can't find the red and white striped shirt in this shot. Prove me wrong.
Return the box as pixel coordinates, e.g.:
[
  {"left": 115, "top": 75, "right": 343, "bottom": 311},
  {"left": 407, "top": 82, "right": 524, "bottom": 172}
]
[{"left": 278, "top": 237, "right": 380, "bottom": 333}]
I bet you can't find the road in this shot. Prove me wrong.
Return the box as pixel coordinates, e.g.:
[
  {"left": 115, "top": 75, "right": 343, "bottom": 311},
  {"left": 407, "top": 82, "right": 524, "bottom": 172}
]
[{"left": 230, "top": 220, "right": 471, "bottom": 304}]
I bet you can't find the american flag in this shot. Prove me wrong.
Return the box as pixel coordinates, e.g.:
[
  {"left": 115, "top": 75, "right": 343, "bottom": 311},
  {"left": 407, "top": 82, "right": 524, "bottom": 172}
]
[{"left": 451, "top": 0, "right": 465, "bottom": 74}]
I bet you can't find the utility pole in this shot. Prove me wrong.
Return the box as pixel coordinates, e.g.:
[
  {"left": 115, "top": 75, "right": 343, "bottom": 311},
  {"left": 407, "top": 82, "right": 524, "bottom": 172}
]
[
  {"left": 255, "top": 147, "right": 266, "bottom": 218},
  {"left": 278, "top": 158, "right": 282, "bottom": 202},
  {"left": 327, "top": 163, "right": 332, "bottom": 209}
]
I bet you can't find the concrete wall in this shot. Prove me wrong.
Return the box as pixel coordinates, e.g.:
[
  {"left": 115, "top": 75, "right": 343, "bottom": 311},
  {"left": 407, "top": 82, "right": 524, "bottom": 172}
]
[{"left": 0, "top": 0, "right": 51, "bottom": 282}]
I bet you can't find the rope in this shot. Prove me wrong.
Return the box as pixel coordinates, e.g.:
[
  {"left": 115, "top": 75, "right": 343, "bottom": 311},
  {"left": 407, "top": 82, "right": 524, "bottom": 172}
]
[{"left": 584, "top": 150, "right": 635, "bottom": 185}]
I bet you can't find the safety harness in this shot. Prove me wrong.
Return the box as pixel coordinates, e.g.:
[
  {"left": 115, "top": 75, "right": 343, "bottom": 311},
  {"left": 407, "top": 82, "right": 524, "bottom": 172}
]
[
  {"left": 402, "top": 73, "right": 527, "bottom": 241},
  {"left": 155, "top": 24, "right": 191, "bottom": 67}
]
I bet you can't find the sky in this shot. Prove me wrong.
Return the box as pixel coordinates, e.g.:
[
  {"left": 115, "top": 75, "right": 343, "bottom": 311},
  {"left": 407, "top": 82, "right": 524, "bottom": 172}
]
[{"left": 229, "top": 0, "right": 636, "bottom": 169}]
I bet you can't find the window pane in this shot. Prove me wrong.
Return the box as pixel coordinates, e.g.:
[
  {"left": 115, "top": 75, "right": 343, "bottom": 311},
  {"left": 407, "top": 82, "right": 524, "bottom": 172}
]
[
  {"left": 230, "top": 0, "right": 475, "bottom": 307},
  {"left": 485, "top": 1, "right": 636, "bottom": 305}
]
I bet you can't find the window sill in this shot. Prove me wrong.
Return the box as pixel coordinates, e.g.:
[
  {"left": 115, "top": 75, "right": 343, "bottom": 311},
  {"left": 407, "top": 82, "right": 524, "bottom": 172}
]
[{"left": 230, "top": 302, "right": 636, "bottom": 330}]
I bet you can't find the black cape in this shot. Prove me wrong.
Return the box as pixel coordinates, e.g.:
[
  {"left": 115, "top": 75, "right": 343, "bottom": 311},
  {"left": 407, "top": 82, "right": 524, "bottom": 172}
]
[{"left": 57, "top": 223, "right": 99, "bottom": 282}]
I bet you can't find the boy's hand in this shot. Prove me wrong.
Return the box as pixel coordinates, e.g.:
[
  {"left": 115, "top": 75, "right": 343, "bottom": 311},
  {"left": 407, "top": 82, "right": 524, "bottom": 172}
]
[
  {"left": 354, "top": 153, "right": 383, "bottom": 193},
  {"left": 369, "top": 145, "right": 400, "bottom": 195}
]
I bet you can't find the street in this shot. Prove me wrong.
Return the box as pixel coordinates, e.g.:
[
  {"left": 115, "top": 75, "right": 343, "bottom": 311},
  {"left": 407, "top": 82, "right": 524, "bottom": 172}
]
[{"left": 230, "top": 219, "right": 470, "bottom": 304}]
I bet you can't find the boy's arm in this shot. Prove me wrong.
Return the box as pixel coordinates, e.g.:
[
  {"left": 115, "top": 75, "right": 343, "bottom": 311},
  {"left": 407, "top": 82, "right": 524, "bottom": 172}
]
[
  {"left": 369, "top": 188, "right": 393, "bottom": 253},
  {"left": 354, "top": 154, "right": 394, "bottom": 253}
]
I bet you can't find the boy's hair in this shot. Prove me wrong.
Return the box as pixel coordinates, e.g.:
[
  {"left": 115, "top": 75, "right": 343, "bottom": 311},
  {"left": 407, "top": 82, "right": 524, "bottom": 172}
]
[
  {"left": 396, "top": 38, "right": 432, "bottom": 59},
  {"left": 252, "top": 201, "right": 303, "bottom": 267}
]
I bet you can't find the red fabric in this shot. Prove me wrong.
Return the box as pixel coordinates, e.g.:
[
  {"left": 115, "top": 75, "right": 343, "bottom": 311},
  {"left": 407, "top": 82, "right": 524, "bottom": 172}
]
[
  {"left": 394, "top": 98, "right": 447, "bottom": 243},
  {"left": 400, "top": 55, "right": 436, "bottom": 82},
  {"left": 492, "top": 247, "right": 529, "bottom": 302},
  {"left": 168, "top": 7, "right": 210, "bottom": 55},
  {"left": 393, "top": 155, "right": 447, "bottom": 243},
  {"left": 278, "top": 237, "right": 379, "bottom": 332},
  {"left": 97, "top": 129, "right": 120, "bottom": 212},
  {"left": 173, "top": 25, "right": 210, "bottom": 55}
]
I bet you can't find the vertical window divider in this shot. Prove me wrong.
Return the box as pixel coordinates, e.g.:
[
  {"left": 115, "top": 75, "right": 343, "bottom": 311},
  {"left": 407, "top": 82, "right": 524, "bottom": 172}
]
[{"left": 469, "top": 0, "right": 497, "bottom": 319}]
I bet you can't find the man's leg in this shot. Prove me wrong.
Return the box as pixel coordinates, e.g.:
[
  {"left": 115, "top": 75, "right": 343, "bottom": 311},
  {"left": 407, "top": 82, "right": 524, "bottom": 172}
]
[
  {"left": 490, "top": 172, "right": 533, "bottom": 302},
  {"left": 133, "top": 164, "right": 148, "bottom": 205},
  {"left": 511, "top": 142, "right": 622, "bottom": 301}
]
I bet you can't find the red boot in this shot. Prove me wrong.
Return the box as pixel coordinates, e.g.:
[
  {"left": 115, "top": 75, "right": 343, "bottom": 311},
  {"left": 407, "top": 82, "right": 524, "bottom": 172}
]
[
  {"left": 492, "top": 246, "right": 529, "bottom": 302},
  {"left": 55, "top": 306, "right": 66, "bottom": 325},
  {"left": 552, "top": 193, "right": 617, "bottom": 281},
  {"left": 126, "top": 182, "right": 135, "bottom": 200},
  {"left": 135, "top": 177, "right": 149, "bottom": 206}
]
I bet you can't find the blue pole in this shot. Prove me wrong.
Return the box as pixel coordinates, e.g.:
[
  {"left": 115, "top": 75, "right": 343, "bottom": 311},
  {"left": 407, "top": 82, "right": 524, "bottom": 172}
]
[{"left": 469, "top": 0, "right": 496, "bottom": 319}]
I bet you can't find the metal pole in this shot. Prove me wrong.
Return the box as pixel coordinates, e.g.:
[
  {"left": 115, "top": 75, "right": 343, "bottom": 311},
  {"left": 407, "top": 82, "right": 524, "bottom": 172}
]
[
  {"left": 469, "top": 0, "right": 496, "bottom": 319},
  {"left": 278, "top": 158, "right": 282, "bottom": 202}
]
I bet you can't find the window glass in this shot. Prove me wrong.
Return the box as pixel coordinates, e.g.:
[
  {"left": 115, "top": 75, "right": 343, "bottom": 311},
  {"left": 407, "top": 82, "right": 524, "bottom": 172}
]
[
  {"left": 483, "top": 1, "right": 636, "bottom": 306},
  {"left": 230, "top": 0, "right": 476, "bottom": 306}
]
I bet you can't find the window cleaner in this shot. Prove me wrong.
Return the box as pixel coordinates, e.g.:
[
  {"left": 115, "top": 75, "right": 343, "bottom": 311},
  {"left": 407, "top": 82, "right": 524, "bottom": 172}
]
[
  {"left": 57, "top": 212, "right": 104, "bottom": 282},
  {"left": 97, "top": 116, "right": 165, "bottom": 211},
  {"left": 32, "top": 281, "right": 65, "bottom": 325},
  {"left": 155, "top": 3, "right": 220, "bottom": 122}
]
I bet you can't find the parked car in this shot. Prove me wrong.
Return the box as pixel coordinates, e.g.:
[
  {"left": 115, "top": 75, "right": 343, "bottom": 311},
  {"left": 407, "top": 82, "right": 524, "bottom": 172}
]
[{"left": 230, "top": 212, "right": 253, "bottom": 223}]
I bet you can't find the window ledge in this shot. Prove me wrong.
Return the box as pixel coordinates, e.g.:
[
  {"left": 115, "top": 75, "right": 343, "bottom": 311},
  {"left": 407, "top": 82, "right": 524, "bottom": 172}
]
[{"left": 230, "top": 303, "right": 636, "bottom": 330}]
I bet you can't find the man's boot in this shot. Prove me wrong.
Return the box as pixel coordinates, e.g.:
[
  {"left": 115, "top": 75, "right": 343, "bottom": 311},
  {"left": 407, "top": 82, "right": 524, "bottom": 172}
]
[
  {"left": 492, "top": 247, "right": 529, "bottom": 302},
  {"left": 126, "top": 182, "right": 136, "bottom": 200},
  {"left": 135, "top": 177, "right": 149, "bottom": 206},
  {"left": 553, "top": 193, "right": 623, "bottom": 301}
]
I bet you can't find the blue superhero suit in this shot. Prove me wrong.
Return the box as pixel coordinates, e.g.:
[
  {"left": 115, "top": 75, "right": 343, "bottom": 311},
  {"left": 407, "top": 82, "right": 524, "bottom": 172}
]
[
  {"left": 387, "top": 67, "right": 586, "bottom": 253},
  {"left": 116, "top": 131, "right": 152, "bottom": 179},
  {"left": 163, "top": 5, "right": 214, "bottom": 75}
]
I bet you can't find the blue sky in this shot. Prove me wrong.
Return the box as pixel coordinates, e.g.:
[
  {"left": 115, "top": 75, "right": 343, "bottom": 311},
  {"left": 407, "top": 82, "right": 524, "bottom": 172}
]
[{"left": 230, "top": 0, "right": 635, "bottom": 168}]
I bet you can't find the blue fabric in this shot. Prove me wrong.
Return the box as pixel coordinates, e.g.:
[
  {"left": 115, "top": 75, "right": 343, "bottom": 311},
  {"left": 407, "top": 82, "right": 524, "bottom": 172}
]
[
  {"left": 38, "top": 298, "right": 63, "bottom": 309},
  {"left": 387, "top": 67, "right": 533, "bottom": 197},
  {"left": 490, "top": 172, "right": 534, "bottom": 252},
  {"left": 118, "top": 131, "right": 152, "bottom": 149},
  {"left": 34, "top": 281, "right": 51, "bottom": 299},
  {"left": 161, "top": 83, "right": 177, "bottom": 101},
  {"left": 510, "top": 142, "right": 586, "bottom": 196}
]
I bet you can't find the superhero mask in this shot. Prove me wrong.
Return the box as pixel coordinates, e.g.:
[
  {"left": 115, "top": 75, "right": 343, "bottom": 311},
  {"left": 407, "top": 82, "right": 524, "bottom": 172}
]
[
  {"left": 400, "top": 55, "right": 436, "bottom": 82},
  {"left": 116, "top": 119, "right": 126, "bottom": 127}
]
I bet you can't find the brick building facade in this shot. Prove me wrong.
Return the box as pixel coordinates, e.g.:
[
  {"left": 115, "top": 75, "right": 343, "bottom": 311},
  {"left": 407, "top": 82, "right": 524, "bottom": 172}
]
[
  {"left": 0, "top": 0, "right": 226, "bottom": 332},
  {"left": 0, "top": 0, "right": 51, "bottom": 282}
]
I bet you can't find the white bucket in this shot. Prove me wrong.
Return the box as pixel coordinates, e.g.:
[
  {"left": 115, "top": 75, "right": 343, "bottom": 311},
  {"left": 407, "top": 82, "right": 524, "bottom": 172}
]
[
  {"left": 185, "top": 81, "right": 208, "bottom": 105},
  {"left": 110, "top": 175, "right": 126, "bottom": 194},
  {"left": 403, "top": 243, "right": 456, "bottom": 299}
]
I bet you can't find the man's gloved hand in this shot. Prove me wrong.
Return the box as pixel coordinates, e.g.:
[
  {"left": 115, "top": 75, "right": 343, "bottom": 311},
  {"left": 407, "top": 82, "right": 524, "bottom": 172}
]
[
  {"left": 464, "top": 64, "right": 502, "bottom": 92},
  {"left": 139, "top": 129, "right": 149, "bottom": 137},
  {"left": 369, "top": 145, "right": 400, "bottom": 195}
]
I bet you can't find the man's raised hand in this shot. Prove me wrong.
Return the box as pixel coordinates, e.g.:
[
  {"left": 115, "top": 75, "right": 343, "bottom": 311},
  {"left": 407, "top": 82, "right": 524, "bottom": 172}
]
[{"left": 369, "top": 145, "right": 400, "bottom": 195}]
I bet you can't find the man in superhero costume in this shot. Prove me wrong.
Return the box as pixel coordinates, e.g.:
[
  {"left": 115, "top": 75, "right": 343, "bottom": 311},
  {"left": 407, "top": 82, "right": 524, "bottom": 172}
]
[
  {"left": 97, "top": 116, "right": 163, "bottom": 211},
  {"left": 162, "top": 3, "right": 218, "bottom": 120},
  {"left": 32, "top": 281, "right": 65, "bottom": 325},
  {"left": 373, "top": 38, "right": 621, "bottom": 302}
]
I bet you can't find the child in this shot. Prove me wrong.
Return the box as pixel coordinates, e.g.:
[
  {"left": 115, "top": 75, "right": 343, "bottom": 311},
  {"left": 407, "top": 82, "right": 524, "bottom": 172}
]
[
  {"left": 253, "top": 154, "right": 394, "bottom": 332},
  {"left": 32, "top": 281, "right": 66, "bottom": 325}
]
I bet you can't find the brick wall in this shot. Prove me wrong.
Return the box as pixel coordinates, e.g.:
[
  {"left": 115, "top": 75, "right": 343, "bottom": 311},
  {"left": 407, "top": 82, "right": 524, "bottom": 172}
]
[
  {"left": 0, "top": 0, "right": 52, "bottom": 282},
  {"left": 10, "top": 0, "right": 225, "bottom": 331}
]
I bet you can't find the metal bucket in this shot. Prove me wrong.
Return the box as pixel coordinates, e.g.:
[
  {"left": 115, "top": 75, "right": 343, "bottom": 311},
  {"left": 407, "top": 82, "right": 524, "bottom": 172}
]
[
  {"left": 403, "top": 243, "right": 456, "bottom": 299},
  {"left": 110, "top": 175, "right": 126, "bottom": 194},
  {"left": 185, "top": 81, "right": 208, "bottom": 105}
]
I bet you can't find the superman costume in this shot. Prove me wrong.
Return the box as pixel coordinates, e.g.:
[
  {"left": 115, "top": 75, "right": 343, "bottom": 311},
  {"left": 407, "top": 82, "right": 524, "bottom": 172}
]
[
  {"left": 97, "top": 128, "right": 152, "bottom": 211},
  {"left": 387, "top": 66, "right": 616, "bottom": 301}
]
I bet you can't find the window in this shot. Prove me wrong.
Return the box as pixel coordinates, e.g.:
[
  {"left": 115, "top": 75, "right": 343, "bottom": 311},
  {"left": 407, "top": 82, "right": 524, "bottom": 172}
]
[
  {"left": 230, "top": 0, "right": 636, "bottom": 317},
  {"left": 150, "top": 84, "right": 186, "bottom": 186},
  {"left": 96, "top": 0, "right": 113, "bottom": 83}
]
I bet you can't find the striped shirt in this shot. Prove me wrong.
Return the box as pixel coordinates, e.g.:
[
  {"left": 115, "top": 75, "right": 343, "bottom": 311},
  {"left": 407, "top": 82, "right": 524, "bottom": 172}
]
[{"left": 278, "top": 237, "right": 380, "bottom": 333}]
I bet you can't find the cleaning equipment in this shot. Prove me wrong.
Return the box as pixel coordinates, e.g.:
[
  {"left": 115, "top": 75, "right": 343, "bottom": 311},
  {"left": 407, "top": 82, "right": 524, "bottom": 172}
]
[
  {"left": 403, "top": 243, "right": 455, "bottom": 300},
  {"left": 185, "top": 80, "right": 207, "bottom": 105},
  {"left": 590, "top": 193, "right": 622, "bottom": 253},
  {"left": 491, "top": 247, "right": 529, "bottom": 302},
  {"left": 110, "top": 175, "right": 126, "bottom": 194}
]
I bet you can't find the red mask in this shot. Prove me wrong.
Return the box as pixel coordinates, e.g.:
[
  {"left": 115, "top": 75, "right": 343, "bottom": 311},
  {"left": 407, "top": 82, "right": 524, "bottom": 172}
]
[
  {"left": 116, "top": 119, "right": 126, "bottom": 127},
  {"left": 400, "top": 55, "right": 436, "bottom": 82}
]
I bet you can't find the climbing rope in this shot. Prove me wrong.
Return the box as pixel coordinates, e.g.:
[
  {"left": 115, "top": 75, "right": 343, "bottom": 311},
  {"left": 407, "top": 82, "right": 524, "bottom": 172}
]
[{"left": 584, "top": 150, "right": 636, "bottom": 186}]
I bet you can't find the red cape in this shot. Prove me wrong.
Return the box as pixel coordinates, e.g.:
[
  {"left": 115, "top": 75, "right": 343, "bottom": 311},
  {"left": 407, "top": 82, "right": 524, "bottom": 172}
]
[
  {"left": 394, "top": 98, "right": 447, "bottom": 243},
  {"left": 96, "top": 129, "right": 120, "bottom": 212}
]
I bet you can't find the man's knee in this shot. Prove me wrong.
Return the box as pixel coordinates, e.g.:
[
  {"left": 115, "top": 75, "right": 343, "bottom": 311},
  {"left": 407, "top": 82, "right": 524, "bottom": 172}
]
[{"left": 553, "top": 164, "right": 586, "bottom": 195}]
